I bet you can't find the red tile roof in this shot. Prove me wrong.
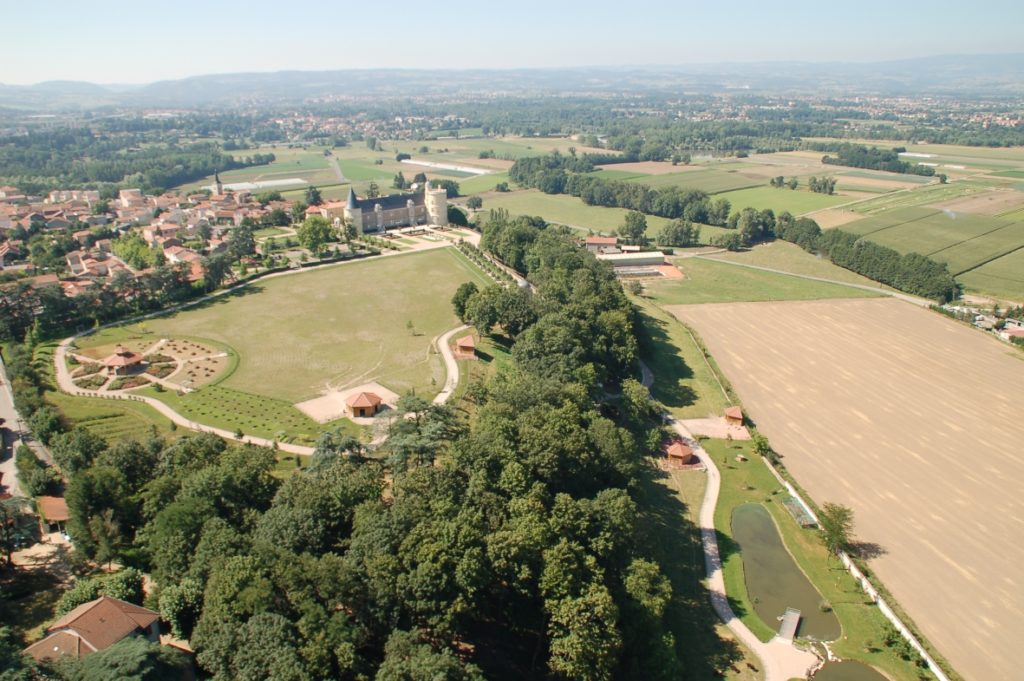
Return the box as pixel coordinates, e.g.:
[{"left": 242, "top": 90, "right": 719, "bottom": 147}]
[
  {"left": 346, "top": 391, "right": 382, "bottom": 408},
  {"left": 24, "top": 596, "right": 159, "bottom": 661}
]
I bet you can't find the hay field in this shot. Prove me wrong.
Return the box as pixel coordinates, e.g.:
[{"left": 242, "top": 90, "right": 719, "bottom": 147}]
[
  {"left": 140, "top": 248, "right": 489, "bottom": 402},
  {"left": 668, "top": 297, "right": 1024, "bottom": 681},
  {"left": 629, "top": 168, "right": 761, "bottom": 194}
]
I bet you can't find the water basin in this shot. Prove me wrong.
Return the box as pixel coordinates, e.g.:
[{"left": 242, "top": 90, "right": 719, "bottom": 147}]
[{"left": 730, "top": 503, "right": 841, "bottom": 640}]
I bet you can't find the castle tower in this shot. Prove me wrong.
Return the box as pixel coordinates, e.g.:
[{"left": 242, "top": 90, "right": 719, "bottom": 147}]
[
  {"left": 344, "top": 187, "right": 363, "bottom": 233},
  {"left": 424, "top": 181, "right": 448, "bottom": 226}
]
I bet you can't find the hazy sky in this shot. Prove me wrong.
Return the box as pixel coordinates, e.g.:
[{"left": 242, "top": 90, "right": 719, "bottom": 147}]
[{"left": 2, "top": 0, "right": 1022, "bottom": 84}]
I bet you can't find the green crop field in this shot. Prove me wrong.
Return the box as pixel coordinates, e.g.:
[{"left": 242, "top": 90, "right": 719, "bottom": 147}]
[
  {"left": 855, "top": 210, "right": 1006, "bottom": 256},
  {"left": 179, "top": 145, "right": 338, "bottom": 191},
  {"left": 836, "top": 169, "right": 934, "bottom": 184},
  {"left": 849, "top": 181, "right": 986, "bottom": 214},
  {"left": 714, "top": 186, "right": 849, "bottom": 215},
  {"left": 645, "top": 257, "right": 882, "bottom": 305},
  {"left": 338, "top": 158, "right": 395, "bottom": 182},
  {"left": 629, "top": 168, "right": 761, "bottom": 194},
  {"left": 956, "top": 248, "right": 1024, "bottom": 302},
  {"left": 75, "top": 248, "right": 491, "bottom": 439},
  {"left": 991, "top": 170, "right": 1024, "bottom": 179},
  {"left": 589, "top": 169, "right": 649, "bottom": 181},
  {"left": 928, "top": 223, "right": 1024, "bottom": 275},
  {"left": 705, "top": 241, "right": 891, "bottom": 289},
  {"left": 458, "top": 172, "right": 510, "bottom": 194}
]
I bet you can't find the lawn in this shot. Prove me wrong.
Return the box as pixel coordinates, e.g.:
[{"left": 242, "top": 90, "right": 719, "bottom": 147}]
[
  {"left": 633, "top": 299, "right": 732, "bottom": 419},
  {"left": 646, "top": 257, "right": 882, "bottom": 305},
  {"left": 712, "top": 186, "right": 850, "bottom": 215},
  {"left": 459, "top": 172, "right": 510, "bottom": 194},
  {"left": 630, "top": 168, "right": 761, "bottom": 194},
  {"left": 705, "top": 241, "right": 891, "bottom": 289},
  {"left": 84, "top": 248, "right": 489, "bottom": 406},
  {"left": 703, "top": 438, "right": 935, "bottom": 681}
]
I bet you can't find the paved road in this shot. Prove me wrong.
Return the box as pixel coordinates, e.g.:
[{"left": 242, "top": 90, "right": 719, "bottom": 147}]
[
  {"left": 328, "top": 156, "right": 346, "bottom": 184},
  {"left": 433, "top": 325, "right": 470, "bottom": 405},
  {"left": 695, "top": 255, "right": 935, "bottom": 308},
  {"left": 669, "top": 418, "right": 820, "bottom": 681}
]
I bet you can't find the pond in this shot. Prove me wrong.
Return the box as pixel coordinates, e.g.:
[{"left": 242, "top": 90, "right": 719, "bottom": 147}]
[
  {"left": 731, "top": 503, "right": 841, "bottom": 641},
  {"left": 813, "top": 661, "right": 891, "bottom": 681}
]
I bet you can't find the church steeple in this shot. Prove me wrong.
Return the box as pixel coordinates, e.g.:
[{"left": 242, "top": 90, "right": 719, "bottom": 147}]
[{"left": 213, "top": 171, "right": 223, "bottom": 195}]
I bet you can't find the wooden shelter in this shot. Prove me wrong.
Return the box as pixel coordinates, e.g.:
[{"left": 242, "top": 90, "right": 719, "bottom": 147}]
[
  {"left": 36, "top": 495, "right": 69, "bottom": 534},
  {"left": 102, "top": 345, "right": 143, "bottom": 376},
  {"left": 346, "top": 391, "right": 382, "bottom": 418},
  {"left": 666, "top": 441, "right": 699, "bottom": 466},
  {"left": 453, "top": 334, "right": 477, "bottom": 360},
  {"left": 724, "top": 406, "right": 744, "bottom": 426}
]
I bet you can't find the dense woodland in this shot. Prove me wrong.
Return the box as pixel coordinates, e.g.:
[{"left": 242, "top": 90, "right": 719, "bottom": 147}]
[
  {"left": 810, "top": 142, "right": 937, "bottom": 176},
  {"left": 3, "top": 216, "right": 732, "bottom": 680}
]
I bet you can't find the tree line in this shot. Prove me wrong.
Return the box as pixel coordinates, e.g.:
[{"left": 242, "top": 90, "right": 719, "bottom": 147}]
[{"left": 810, "top": 142, "right": 936, "bottom": 176}]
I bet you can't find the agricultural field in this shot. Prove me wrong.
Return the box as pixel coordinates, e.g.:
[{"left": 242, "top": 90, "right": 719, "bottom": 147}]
[
  {"left": 644, "top": 256, "right": 882, "bottom": 305},
  {"left": 628, "top": 168, "right": 761, "bottom": 194},
  {"left": 73, "top": 248, "right": 490, "bottom": 439},
  {"left": 713, "top": 186, "right": 850, "bottom": 215},
  {"left": 704, "top": 240, "right": 891, "bottom": 289},
  {"left": 668, "top": 297, "right": 1024, "bottom": 681},
  {"left": 181, "top": 145, "right": 339, "bottom": 191},
  {"left": 955, "top": 247, "right": 1024, "bottom": 302}
]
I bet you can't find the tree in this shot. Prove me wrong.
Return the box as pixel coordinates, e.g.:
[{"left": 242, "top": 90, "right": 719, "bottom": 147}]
[
  {"left": 366, "top": 182, "right": 380, "bottom": 199},
  {"left": 447, "top": 206, "right": 469, "bottom": 227},
  {"left": 434, "top": 179, "right": 460, "bottom": 198},
  {"left": 297, "top": 215, "right": 335, "bottom": 256},
  {"left": 819, "top": 502, "right": 855, "bottom": 559},
  {"left": 28, "top": 406, "right": 64, "bottom": 445},
  {"left": 451, "top": 282, "right": 479, "bottom": 323},
  {"left": 787, "top": 177, "right": 799, "bottom": 190},
  {"left": 465, "top": 196, "right": 483, "bottom": 210},
  {"left": 290, "top": 201, "right": 308, "bottom": 224},
  {"left": 304, "top": 186, "right": 323, "bottom": 206},
  {"left": 0, "top": 497, "right": 33, "bottom": 567},
  {"left": 618, "top": 211, "right": 647, "bottom": 245},
  {"left": 392, "top": 172, "right": 407, "bottom": 189},
  {"left": 201, "top": 253, "right": 232, "bottom": 292},
  {"left": 655, "top": 219, "right": 699, "bottom": 248},
  {"left": 227, "top": 223, "right": 256, "bottom": 263},
  {"left": 413, "top": 172, "right": 427, "bottom": 185},
  {"left": 0, "top": 626, "right": 34, "bottom": 680},
  {"left": 57, "top": 636, "right": 189, "bottom": 681},
  {"left": 376, "top": 630, "right": 483, "bottom": 681}
]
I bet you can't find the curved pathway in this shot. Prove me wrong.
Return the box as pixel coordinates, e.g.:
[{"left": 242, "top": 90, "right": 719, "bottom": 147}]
[
  {"left": 433, "top": 325, "right": 469, "bottom": 405},
  {"left": 669, "top": 417, "right": 819, "bottom": 681}
]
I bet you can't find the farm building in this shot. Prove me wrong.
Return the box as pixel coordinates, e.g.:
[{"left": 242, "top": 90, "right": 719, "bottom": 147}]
[
  {"left": 596, "top": 251, "right": 666, "bottom": 268},
  {"left": 103, "top": 346, "right": 144, "bottom": 376},
  {"left": 584, "top": 236, "right": 619, "bottom": 253},
  {"left": 344, "top": 182, "right": 447, "bottom": 233},
  {"left": 346, "top": 391, "right": 383, "bottom": 418},
  {"left": 453, "top": 335, "right": 477, "bottom": 360},
  {"left": 724, "top": 406, "right": 744, "bottom": 425}
]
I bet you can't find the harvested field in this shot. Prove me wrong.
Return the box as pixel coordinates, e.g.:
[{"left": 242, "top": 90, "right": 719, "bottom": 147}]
[
  {"left": 631, "top": 168, "right": 761, "bottom": 194},
  {"left": 930, "top": 189, "right": 1024, "bottom": 216},
  {"left": 667, "top": 297, "right": 1024, "bottom": 681},
  {"left": 811, "top": 208, "right": 868, "bottom": 229}
]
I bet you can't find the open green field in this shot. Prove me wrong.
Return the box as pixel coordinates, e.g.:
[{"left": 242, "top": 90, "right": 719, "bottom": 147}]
[
  {"left": 836, "top": 169, "right": 934, "bottom": 184},
  {"left": 714, "top": 186, "right": 850, "bottom": 215},
  {"left": 647, "top": 257, "right": 882, "bottom": 305},
  {"left": 703, "top": 438, "right": 938, "bottom": 681},
  {"left": 75, "top": 249, "right": 490, "bottom": 426},
  {"left": 459, "top": 172, "right": 510, "bottom": 194},
  {"left": 991, "top": 170, "right": 1024, "bottom": 179},
  {"left": 705, "top": 241, "right": 891, "bottom": 289},
  {"left": 955, "top": 247, "right": 1024, "bottom": 302},
  {"left": 483, "top": 190, "right": 733, "bottom": 242},
  {"left": 629, "top": 168, "right": 761, "bottom": 194},
  {"left": 180, "top": 145, "right": 338, "bottom": 191}
]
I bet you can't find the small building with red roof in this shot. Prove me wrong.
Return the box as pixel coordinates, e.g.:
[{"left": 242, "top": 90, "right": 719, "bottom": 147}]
[
  {"left": 453, "top": 334, "right": 477, "bottom": 360},
  {"left": 103, "top": 345, "right": 144, "bottom": 376},
  {"left": 23, "top": 596, "right": 160, "bottom": 663},
  {"left": 346, "top": 391, "right": 383, "bottom": 418},
  {"left": 724, "top": 406, "right": 744, "bottom": 426}
]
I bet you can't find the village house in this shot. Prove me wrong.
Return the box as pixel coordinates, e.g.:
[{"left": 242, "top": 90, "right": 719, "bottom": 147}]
[
  {"left": 584, "top": 235, "right": 619, "bottom": 254},
  {"left": 23, "top": 597, "right": 161, "bottom": 663}
]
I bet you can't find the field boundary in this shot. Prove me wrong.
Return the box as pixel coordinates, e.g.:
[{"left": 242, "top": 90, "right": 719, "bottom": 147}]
[{"left": 760, "top": 457, "right": 955, "bottom": 681}]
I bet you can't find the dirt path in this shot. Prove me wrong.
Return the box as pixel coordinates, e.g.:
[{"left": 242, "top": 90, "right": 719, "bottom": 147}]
[
  {"left": 670, "top": 419, "right": 819, "bottom": 681},
  {"left": 433, "top": 325, "right": 470, "bottom": 405},
  {"left": 695, "top": 255, "right": 934, "bottom": 307}
]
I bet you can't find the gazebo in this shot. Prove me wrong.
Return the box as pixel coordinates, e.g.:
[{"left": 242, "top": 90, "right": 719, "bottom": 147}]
[
  {"left": 453, "top": 335, "right": 477, "bottom": 359},
  {"left": 102, "top": 345, "right": 143, "bottom": 376},
  {"left": 36, "top": 495, "right": 69, "bottom": 535},
  {"left": 346, "top": 391, "right": 383, "bottom": 418},
  {"left": 666, "top": 441, "right": 699, "bottom": 466},
  {"left": 724, "top": 406, "right": 744, "bottom": 426}
]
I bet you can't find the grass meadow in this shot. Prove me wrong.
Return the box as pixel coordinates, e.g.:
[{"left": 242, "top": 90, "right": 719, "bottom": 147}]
[
  {"left": 714, "top": 186, "right": 850, "bottom": 215},
  {"left": 646, "top": 257, "right": 882, "bottom": 305}
]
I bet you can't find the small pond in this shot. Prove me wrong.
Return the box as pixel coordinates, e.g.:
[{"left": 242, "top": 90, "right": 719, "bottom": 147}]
[
  {"left": 813, "top": 660, "right": 891, "bottom": 681},
  {"left": 730, "top": 503, "right": 841, "bottom": 641}
]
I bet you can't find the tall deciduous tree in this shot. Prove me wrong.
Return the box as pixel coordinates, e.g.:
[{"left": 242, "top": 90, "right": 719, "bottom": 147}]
[
  {"left": 297, "top": 215, "right": 335, "bottom": 256},
  {"left": 819, "top": 502, "right": 855, "bottom": 559}
]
